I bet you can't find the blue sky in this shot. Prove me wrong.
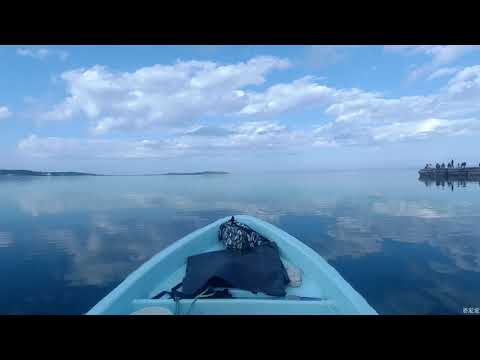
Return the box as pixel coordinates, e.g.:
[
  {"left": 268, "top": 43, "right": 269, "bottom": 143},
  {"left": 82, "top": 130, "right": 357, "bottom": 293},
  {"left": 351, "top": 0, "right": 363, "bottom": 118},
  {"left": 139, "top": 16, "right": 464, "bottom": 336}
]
[{"left": 1, "top": 45, "right": 480, "bottom": 174}]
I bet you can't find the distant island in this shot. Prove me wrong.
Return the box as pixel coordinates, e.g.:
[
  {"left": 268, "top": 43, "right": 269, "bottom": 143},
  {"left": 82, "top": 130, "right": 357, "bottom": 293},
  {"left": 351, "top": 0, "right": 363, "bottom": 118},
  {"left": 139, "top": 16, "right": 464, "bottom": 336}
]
[
  {"left": 162, "top": 171, "right": 229, "bottom": 176},
  {"left": 0, "top": 170, "right": 98, "bottom": 176},
  {"left": 0, "top": 169, "right": 229, "bottom": 177}
]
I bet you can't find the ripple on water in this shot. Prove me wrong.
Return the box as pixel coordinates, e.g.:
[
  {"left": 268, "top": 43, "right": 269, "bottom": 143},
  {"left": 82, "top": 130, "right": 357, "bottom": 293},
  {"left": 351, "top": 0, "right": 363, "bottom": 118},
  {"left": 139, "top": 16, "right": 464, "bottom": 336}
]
[{"left": 0, "top": 232, "right": 13, "bottom": 248}]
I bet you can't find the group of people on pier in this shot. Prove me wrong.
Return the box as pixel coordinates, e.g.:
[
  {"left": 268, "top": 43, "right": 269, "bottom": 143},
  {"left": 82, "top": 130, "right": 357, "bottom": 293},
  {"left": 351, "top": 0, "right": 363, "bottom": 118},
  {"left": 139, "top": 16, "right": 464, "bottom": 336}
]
[{"left": 424, "top": 160, "right": 474, "bottom": 169}]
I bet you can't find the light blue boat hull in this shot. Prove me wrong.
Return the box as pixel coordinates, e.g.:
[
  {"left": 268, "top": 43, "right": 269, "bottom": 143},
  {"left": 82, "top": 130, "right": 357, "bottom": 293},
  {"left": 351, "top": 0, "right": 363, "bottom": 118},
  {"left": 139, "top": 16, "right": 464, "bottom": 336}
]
[{"left": 87, "top": 215, "right": 377, "bottom": 315}]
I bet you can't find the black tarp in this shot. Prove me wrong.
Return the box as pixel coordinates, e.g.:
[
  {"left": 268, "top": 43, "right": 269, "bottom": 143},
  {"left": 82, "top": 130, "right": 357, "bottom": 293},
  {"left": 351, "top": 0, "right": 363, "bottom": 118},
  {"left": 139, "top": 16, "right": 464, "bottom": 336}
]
[{"left": 181, "top": 241, "right": 290, "bottom": 297}]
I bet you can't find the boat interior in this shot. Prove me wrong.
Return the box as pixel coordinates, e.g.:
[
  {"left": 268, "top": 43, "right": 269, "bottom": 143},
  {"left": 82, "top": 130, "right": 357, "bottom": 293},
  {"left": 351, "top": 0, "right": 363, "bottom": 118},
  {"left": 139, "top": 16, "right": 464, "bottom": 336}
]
[{"left": 87, "top": 216, "right": 376, "bottom": 315}]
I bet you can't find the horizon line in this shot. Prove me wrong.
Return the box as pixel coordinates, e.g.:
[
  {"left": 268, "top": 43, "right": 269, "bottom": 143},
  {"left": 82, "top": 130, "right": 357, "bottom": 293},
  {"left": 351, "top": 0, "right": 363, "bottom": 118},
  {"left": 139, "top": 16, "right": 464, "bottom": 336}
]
[{"left": 1, "top": 166, "right": 423, "bottom": 176}]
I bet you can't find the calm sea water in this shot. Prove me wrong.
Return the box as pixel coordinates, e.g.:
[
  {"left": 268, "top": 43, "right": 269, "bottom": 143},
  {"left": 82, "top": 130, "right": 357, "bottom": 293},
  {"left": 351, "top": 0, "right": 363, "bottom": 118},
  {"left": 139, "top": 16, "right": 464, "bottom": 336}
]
[{"left": 1, "top": 169, "right": 479, "bottom": 315}]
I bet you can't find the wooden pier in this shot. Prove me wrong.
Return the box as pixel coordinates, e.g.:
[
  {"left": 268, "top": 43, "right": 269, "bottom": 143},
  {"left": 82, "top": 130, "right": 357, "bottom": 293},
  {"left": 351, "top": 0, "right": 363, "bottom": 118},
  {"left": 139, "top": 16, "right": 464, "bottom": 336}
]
[{"left": 419, "top": 167, "right": 480, "bottom": 179}]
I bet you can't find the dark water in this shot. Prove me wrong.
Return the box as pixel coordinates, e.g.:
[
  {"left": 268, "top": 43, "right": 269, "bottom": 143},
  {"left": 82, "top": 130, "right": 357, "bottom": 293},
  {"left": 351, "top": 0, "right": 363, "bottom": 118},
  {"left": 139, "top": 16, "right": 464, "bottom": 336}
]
[{"left": 1, "top": 170, "right": 480, "bottom": 315}]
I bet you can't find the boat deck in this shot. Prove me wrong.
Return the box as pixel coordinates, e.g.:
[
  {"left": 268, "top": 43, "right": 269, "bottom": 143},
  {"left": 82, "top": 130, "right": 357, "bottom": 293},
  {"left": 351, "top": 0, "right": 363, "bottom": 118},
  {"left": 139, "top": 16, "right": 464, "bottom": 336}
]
[{"left": 133, "top": 243, "right": 339, "bottom": 315}]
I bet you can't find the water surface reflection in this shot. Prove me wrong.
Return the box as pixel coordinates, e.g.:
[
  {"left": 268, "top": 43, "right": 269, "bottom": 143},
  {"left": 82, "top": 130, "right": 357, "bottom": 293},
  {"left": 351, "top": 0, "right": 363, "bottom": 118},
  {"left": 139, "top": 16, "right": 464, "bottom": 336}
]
[{"left": 0, "top": 171, "right": 479, "bottom": 314}]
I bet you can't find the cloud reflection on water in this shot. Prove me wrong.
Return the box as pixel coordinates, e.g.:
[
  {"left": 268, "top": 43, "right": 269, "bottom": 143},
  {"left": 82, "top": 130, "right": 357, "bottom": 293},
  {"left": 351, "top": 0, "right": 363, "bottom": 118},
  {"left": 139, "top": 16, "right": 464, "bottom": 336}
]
[{"left": 2, "top": 172, "right": 480, "bottom": 314}]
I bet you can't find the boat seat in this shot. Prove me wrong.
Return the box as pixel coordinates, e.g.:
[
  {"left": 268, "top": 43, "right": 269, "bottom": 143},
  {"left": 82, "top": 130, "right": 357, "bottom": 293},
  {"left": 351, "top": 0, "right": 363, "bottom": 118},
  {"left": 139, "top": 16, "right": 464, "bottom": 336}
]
[
  {"left": 131, "top": 298, "right": 338, "bottom": 315},
  {"left": 131, "top": 306, "right": 173, "bottom": 315}
]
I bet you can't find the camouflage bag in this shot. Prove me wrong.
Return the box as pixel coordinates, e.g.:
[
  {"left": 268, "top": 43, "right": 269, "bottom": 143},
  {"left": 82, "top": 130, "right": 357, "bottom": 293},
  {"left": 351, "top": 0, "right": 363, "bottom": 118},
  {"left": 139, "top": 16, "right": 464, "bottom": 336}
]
[{"left": 218, "top": 216, "right": 269, "bottom": 252}]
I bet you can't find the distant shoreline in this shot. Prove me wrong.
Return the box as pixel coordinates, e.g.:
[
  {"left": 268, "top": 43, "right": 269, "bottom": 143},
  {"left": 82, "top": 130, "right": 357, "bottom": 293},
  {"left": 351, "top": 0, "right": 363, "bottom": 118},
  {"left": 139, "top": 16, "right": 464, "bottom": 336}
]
[
  {"left": 111, "top": 171, "right": 230, "bottom": 176},
  {"left": 0, "top": 170, "right": 99, "bottom": 177},
  {"left": 2, "top": 168, "right": 430, "bottom": 177},
  {"left": 161, "top": 171, "right": 229, "bottom": 176},
  {"left": 0, "top": 169, "right": 229, "bottom": 177}
]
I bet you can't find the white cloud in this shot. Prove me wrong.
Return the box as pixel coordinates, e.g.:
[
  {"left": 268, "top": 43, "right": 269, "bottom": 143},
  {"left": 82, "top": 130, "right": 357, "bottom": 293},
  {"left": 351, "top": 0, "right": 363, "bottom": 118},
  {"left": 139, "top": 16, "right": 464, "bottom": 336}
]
[
  {"left": 220, "top": 121, "right": 303, "bottom": 149},
  {"left": 312, "top": 66, "right": 480, "bottom": 146},
  {"left": 324, "top": 93, "right": 441, "bottom": 127},
  {"left": 17, "top": 134, "right": 183, "bottom": 159},
  {"left": 17, "top": 121, "right": 305, "bottom": 159},
  {"left": 370, "top": 118, "right": 477, "bottom": 142},
  {"left": 176, "top": 121, "right": 313, "bottom": 156},
  {"left": 385, "top": 45, "right": 478, "bottom": 66},
  {"left": 31, "top": 56, "right": 480, "bottom": 155},
  {"left": 20, "top": 114, "right": 478, "bottom": 160},
  {"left": 428, "top": 67, "right": 459, "bottom": 80},
  {"left": 25, "top": 66, "right": 480, "bottom": 157},
  {"left": 447, "top": 65, "right": 480, "bottom": 97},
  {"left": 17, "top": 47, "right": 69, "bottom": 61},
  {"left": 315, "top": 110, "right": 480, "bottom": 147},
  {"left": 385, "top": 45, "right": 479, "bottom": 81},
  {"left": 0, "top": 106, "right": 11, "bottom": 120},
  {"left": 240, "top": 76, "right": 382, "bottom": 117},
  {"left": 239, "top": 76, "right": 338, "bottom": 115},
  {"left": 43, "top": 56, "right": 290, "bottom": 133}
]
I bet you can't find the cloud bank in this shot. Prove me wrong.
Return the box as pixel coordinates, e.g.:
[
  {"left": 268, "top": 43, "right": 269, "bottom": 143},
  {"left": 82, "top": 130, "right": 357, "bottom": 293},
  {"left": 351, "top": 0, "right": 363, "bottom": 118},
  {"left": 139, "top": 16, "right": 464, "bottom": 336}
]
[{"left": 16, "top": 55, "right": 480, "bottom": 160}]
